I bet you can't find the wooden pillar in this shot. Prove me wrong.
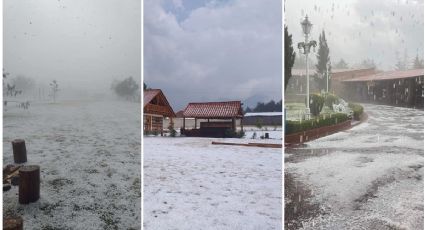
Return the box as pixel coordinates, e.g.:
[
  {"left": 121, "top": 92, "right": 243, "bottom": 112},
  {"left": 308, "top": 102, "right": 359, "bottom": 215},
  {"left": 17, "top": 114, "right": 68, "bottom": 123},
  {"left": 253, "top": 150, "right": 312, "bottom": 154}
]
[
  {"left": 19, "top": 165, "right": 40, "bottom": 204},
  {"left": 195, "top": 118, "right": 197, "bottom": 129},
  {"left": 240, "top": 118, "right": 244, "bottom": 132},
  {"left": 160, "top": 117, "right": 163, "bottom": 136},
  {"left": 12, "top": 139, "right": 27, "bottom": 164},
  {"left": 232, "top": 118, "right": 236, "bottom": 132},
  {"left": 183, "top": 117, "right": 186, "bottom": 129},
  {"left": 4, "top": 216, "right": 23, "bottom": 230}
]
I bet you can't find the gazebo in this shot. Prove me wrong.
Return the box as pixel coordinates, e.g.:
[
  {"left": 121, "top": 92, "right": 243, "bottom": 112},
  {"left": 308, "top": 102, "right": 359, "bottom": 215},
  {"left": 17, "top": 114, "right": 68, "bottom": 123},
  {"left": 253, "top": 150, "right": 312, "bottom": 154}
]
[{"left": 181, "top": 101, "right": 244, "bottom": 137}]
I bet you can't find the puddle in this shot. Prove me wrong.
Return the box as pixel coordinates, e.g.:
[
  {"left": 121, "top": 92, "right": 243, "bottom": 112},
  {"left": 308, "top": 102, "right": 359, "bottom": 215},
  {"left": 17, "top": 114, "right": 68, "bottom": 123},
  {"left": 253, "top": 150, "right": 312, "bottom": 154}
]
[{"left": 284, "top": 172, "right": 321, "bottom": 230}]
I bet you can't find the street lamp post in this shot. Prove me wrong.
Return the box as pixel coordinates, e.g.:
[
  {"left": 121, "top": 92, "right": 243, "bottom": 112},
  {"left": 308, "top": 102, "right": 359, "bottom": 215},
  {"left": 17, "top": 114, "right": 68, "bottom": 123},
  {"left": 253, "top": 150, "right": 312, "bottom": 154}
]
[
  {"left": 326, "top": 63, "right": 330, "bottom": 93},
  {"left": 298, "top": 15, "right": 316, "bottom": 120}
]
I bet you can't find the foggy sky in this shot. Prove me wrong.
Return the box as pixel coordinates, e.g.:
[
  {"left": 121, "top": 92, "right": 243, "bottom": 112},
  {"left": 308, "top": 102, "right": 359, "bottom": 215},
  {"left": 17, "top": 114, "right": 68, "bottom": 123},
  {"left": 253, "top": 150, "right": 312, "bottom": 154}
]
[
  {"left": 285, "top": 0, "right": 424, "bottom": 71},
  {"left": 4, "top": 0, "right": 141, "bottom": 95},
  {"left": 144, "top": 0, "right": 282, "bottom": 110}
]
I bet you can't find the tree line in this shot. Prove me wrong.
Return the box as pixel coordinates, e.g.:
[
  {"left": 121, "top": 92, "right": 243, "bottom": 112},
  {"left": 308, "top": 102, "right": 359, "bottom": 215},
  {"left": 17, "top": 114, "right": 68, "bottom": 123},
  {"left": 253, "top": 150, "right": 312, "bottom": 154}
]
[{"left": 245, "top": 100, "right": 282, "bottom": 113}]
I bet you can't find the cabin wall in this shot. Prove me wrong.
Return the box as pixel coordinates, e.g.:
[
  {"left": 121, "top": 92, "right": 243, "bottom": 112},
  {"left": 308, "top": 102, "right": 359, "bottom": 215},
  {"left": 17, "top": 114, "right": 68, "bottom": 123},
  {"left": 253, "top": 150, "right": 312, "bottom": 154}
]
[
  {"left": 163, "top": 118, "right": 241, "bottom": 130},
  {"left": 343, "top": 76, "right": 424, "bottom": 108},
  {"left": 143, "top": 114, "right": 164, "bottom": 133}
]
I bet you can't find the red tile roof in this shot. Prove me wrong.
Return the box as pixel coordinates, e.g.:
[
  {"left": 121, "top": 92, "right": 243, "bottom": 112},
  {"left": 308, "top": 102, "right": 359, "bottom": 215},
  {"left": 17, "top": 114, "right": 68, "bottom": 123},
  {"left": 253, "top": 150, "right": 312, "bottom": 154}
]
[
  {"left": 183, "top": 101, "right": 243, "bottom": 119},
  {"left": 343, "top": 69, "right": 424, "bottom": 82}
]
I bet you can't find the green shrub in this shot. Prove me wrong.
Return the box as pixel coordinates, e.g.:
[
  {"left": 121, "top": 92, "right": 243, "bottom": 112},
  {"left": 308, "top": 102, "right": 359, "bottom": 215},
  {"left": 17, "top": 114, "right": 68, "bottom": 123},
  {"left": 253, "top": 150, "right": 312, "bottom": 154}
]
[
  {"left": 348, "top": 103, "right": 364, "bottom": 120},
  {"left": 285, "top": 113, "right": 349, "bottom": 135},
  {"left": 324, "top": 93, "right": 339, "bottom": 109},
  {"left": 168, "top": 123, "right": 177, "bottom": 137},
  {"left": 309, "top": 94, "right": 324, "bottom": 116}
]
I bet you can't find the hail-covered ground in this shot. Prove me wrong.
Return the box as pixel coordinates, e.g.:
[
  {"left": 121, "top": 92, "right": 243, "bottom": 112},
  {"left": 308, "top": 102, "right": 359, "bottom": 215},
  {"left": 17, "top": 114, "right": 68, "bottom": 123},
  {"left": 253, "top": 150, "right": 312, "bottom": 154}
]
[
  {"left": 3, "top": 100, "right": 141, "bottom": 229},
  {"left": 143, "top": 132, "right": 282, "bottom": 230},
  {"left": 285, "top": 104, "right": 424, "bottom": 230}
]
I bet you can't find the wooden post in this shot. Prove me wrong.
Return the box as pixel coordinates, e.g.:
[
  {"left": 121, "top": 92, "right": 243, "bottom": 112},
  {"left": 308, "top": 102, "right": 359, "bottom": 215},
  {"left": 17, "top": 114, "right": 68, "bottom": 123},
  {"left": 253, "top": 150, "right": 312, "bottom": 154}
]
[
  {"left": 19, "top": 165, "right": 40, "bottom": 204},
  {"left": 160, "top": 117, "right": 163, "bottom": 136},
  {"left": 4, "top": 216, "right": 23, "bottom": 230},
  {"left": 12, "top": 139, "right": 27, "bottom": 164},
  {"left": 183, "top": 117, "right": 186, "bottom": 129},
  {"left": 232, "top": 118, "right": 236, "bottom": 132},
  {"left": 240, "top": 118, "right": 244, "bottom": 132},
  {"left": 195, "top": 118, "right": 197, "bottom": 129}
]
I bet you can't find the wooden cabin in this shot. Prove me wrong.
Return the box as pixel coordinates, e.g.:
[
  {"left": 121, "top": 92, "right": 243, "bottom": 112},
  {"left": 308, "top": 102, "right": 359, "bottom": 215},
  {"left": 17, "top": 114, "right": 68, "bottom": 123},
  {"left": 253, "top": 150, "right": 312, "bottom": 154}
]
[
  {"left": 143, "top": 89, "right": 175, "bottom": 135},
  {"left": 181, "top": 101, "right": 244, "bottom": 137}
]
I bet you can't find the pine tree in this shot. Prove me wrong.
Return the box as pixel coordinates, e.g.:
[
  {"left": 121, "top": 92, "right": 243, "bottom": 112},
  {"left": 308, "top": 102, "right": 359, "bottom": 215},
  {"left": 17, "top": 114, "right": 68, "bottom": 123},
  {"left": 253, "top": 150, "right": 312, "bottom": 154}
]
[
  {"left": 315, "top": 30, "right": 331, "bottom": 90},
  {"left": 413, "top": 54, "right": 424, "bottom": 69},
  {"left": 284, "top": 26, "right": 296, "bottom": 89}
]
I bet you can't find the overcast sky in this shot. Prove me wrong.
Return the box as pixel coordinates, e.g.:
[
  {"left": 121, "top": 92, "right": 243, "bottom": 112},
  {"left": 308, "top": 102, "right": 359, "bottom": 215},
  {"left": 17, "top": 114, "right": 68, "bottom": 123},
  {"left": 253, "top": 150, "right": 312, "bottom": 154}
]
[
  {"left": 4, "top": 0, "right": 140, "bottom": 94},
  {"left": 285, "top": 0, "right": 424, "bottom": 71},
  {"left": 144, "top": 0, "right": 282, "bottom": 110}
]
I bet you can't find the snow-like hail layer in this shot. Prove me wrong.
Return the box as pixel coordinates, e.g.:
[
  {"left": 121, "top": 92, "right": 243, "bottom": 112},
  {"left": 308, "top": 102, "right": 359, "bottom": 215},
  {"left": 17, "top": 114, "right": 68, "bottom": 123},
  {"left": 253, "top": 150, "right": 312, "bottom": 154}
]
[
  {"left": 143, "top": 137, "right": 282, "bottom": 230},
  {"left": 286, "top": 104, "right": 424, "bottom": 229},
  {"left": 3, "top": 100, "right": 141, "bottom": 229}
]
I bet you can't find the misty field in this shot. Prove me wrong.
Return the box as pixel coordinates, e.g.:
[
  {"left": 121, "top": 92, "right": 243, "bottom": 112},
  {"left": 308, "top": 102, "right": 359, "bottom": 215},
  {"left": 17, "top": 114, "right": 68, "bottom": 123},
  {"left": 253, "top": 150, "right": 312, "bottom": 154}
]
[
  {"left": 3, "top": 100, "right": 141, "bottom": 229},
  {"left": 143, "top": 137, "right": 282, "bottom": 230}
]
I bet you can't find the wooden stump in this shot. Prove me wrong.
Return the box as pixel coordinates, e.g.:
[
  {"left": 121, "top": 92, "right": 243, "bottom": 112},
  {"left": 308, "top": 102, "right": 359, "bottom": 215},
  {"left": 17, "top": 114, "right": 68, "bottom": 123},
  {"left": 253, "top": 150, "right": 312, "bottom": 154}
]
[
  {"left": 3, "top": 216, "right": 23, "bottom": 230},
  {"left": 12, "top": 139, "right": 27, "bottom": 164},
  {"left": 19, "top": 165, "right": 40, "bottom": 204}
]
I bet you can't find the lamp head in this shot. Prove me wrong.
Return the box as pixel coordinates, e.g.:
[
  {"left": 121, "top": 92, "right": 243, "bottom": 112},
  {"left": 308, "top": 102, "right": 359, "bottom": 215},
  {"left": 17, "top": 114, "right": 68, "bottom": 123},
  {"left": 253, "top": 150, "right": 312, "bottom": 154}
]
[{"left": 301, "top": 15, "right": 312, "bottom": 35}]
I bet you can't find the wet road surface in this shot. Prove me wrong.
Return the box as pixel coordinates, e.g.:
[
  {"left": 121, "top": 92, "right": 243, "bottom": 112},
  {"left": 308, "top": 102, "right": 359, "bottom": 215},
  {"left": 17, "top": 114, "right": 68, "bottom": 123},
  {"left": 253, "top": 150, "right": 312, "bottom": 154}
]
[{"left": 285, "top": 104, "right": 424, "bottom": 230}]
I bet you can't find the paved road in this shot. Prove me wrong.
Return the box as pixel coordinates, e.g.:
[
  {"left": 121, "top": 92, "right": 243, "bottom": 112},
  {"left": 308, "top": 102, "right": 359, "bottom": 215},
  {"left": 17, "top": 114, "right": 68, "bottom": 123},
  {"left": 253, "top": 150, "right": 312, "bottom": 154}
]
[{"left": 285, "top": 104, "right": 424, "bottom": 230}]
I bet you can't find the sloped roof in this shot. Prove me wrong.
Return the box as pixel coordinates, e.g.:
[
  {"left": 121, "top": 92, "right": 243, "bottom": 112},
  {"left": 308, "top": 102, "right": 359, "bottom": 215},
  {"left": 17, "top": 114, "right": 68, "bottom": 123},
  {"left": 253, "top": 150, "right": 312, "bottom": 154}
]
[
  {"left": 244, "top": 112, "right": 282, "bottom": 117},
  {"left": 183, "top": 101, "right": 243, "bottom": 119},
  {"left": 292, "top": 68, "right": 375, "bottom": 77},
  {"left": 343, "top": 69, "right": 424, "bottom": 82},
  {"left": 143, "top": 89, "right": 175, "bottom": 117},
  {"left": 143, "top": 89, "right": 161, "bottom": 107}
]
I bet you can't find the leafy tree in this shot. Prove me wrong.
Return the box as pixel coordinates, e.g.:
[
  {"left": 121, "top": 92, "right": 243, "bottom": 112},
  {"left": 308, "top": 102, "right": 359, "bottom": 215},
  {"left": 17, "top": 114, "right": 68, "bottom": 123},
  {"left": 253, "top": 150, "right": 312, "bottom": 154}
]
[
  {"left": 112, "top": 76, "right": 139, "bottom": 101},
  {"left": 315, "top": 30, "right": 331, "bottom": 90},
  {"left": 284, "top": 26, "right": 296, "bottom": 89},
  {"left": 12, "top": 75, "right": 35, "bottom": 93},
  {"left": 334, "top": 58, "right": 349, "bottom": 69}
]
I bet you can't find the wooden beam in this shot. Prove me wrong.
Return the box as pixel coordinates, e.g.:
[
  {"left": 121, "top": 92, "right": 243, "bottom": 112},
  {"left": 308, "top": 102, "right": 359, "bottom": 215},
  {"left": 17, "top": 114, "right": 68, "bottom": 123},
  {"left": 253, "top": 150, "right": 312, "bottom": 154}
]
[{"left": 211, "top": 141, "right": 281, "bottom": 148}]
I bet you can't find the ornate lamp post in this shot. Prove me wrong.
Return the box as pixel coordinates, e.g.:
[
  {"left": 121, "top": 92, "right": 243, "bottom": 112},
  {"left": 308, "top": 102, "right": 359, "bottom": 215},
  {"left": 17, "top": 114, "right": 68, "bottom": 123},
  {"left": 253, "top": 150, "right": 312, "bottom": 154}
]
[{"left": 298, "top": 15, "right": 316, "bottom": 119}]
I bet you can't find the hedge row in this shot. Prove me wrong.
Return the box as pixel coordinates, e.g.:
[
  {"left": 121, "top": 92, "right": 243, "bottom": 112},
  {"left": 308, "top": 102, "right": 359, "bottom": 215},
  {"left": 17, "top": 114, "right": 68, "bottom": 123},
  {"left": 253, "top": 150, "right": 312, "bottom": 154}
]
[
  {"left": 285, "top": 113, "right": 349, "bottom": 135},
  {"left": 348, "top": 103, "right": 364, "bottom": 120}
]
